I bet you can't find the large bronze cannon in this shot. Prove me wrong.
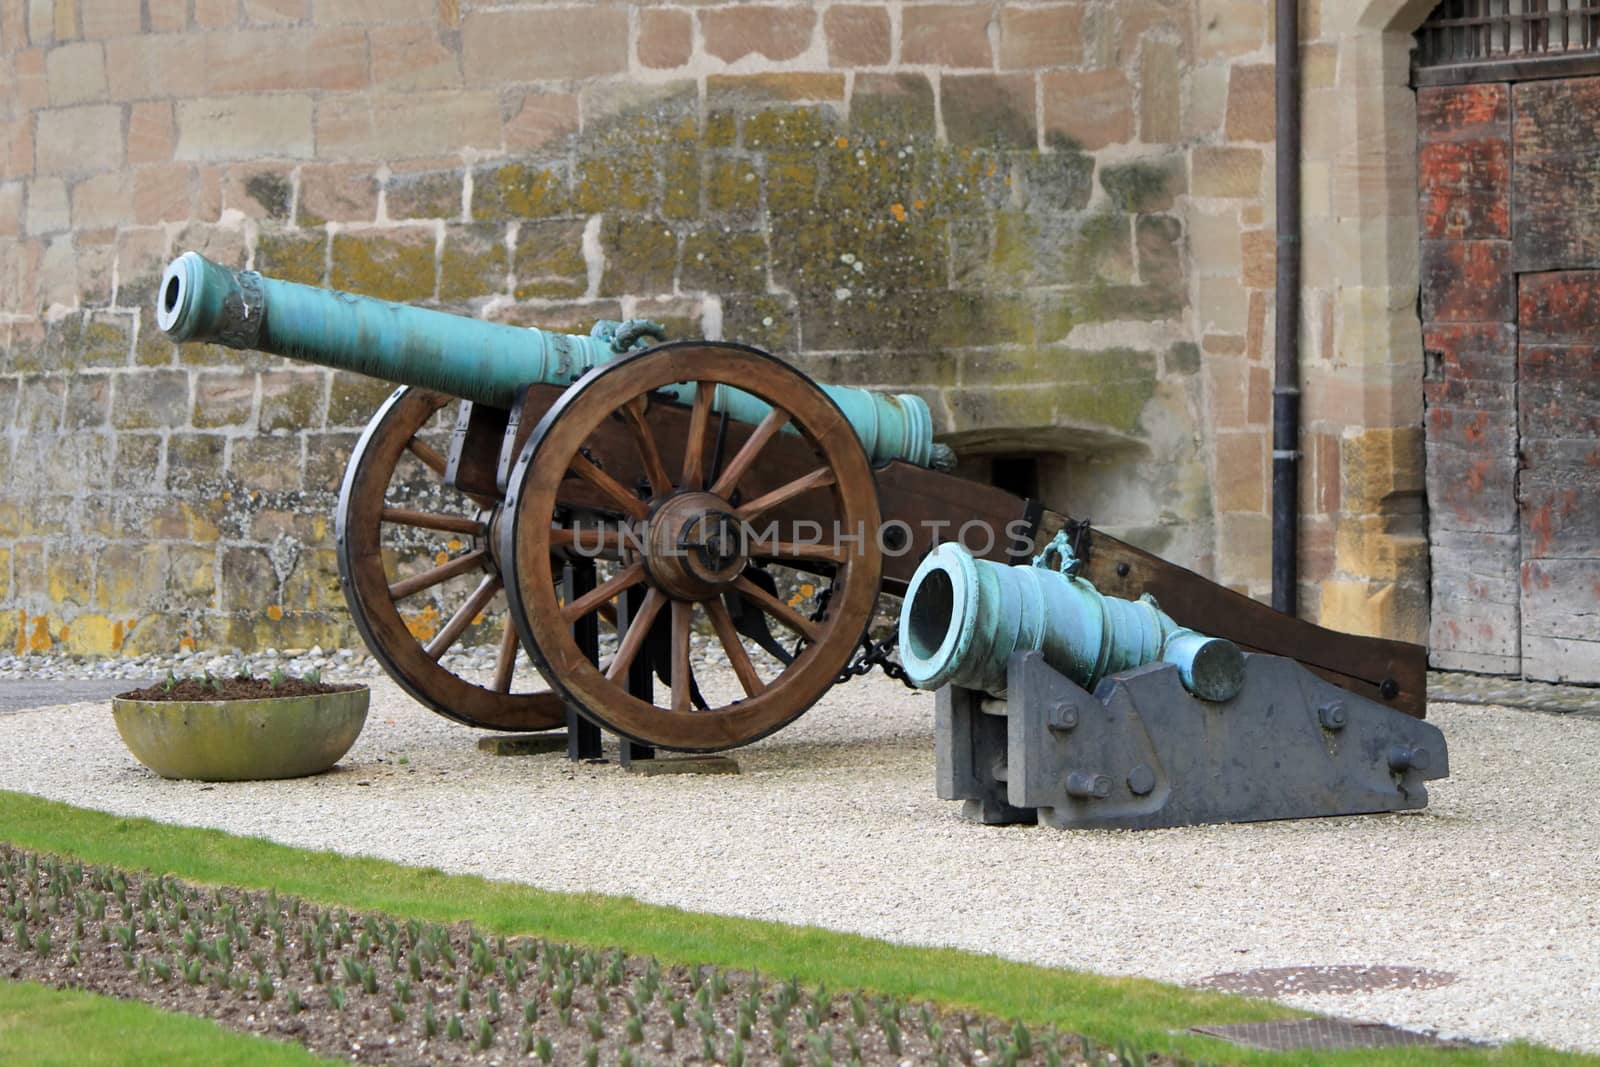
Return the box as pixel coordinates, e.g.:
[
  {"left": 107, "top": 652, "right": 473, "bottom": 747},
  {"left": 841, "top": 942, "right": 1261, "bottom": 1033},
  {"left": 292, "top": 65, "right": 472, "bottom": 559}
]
[{"left": 157, "top": 252, "right": 1427, "bottom": 757}]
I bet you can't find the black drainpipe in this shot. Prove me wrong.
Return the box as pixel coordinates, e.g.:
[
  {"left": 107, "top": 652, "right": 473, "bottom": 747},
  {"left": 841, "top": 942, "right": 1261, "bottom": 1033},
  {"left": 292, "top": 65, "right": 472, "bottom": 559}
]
[{"left": 1271, "top": 0, "right": 1301, "bottom": 616}]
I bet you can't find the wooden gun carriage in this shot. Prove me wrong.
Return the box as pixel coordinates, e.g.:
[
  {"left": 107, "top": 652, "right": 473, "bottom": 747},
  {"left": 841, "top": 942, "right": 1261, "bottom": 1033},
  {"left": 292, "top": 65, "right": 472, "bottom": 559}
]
[{"left": 156, "top": 252, "right": 1426, "bottom": 755}]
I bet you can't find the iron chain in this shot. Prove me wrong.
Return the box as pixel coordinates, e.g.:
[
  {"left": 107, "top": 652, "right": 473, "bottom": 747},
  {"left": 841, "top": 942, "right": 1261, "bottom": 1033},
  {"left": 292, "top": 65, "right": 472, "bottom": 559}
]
[
  {"left": 837, "top": 629, "right": 919, "bottom": 690},
  {"left": 806, "top": 587, "right": 920, "bottom": 690}
]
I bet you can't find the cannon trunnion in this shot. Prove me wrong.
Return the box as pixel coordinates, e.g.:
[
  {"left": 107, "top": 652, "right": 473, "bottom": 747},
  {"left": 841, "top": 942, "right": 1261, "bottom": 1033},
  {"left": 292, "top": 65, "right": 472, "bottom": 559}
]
[{"left": 158, "top": 253, "right": 1430, "bottom": 778}]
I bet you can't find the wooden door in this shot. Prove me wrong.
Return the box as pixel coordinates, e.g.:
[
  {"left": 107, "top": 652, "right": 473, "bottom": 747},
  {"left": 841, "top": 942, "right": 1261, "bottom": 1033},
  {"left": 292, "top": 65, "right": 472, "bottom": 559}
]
[{"left": 1511, "top": 80, "right": 1600, "bottom": 682}]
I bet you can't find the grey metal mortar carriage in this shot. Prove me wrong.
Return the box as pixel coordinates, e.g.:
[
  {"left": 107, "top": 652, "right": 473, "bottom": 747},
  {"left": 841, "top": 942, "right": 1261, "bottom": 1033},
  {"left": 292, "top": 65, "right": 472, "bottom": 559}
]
[{"left": 899, "top": 534, "right": 1447, "bottom": 829}]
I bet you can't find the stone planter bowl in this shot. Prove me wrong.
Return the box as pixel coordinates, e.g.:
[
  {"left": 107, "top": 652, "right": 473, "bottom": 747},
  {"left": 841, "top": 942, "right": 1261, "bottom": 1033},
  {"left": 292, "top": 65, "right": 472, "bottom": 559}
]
[{"left": 111, "top": 687, "right": 370, "bottom": 781}]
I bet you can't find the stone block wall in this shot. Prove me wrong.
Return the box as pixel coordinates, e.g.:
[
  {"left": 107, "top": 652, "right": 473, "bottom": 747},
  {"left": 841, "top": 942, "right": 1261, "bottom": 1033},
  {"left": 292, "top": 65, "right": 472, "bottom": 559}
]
[{"left": 0, "top": 0, "right": 1431, "bottom": 657}]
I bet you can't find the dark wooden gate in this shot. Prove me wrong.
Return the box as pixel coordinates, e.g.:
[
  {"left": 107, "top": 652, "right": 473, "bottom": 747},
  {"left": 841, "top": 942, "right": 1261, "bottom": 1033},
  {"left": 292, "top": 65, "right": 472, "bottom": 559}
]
[{"left": 1419, "top": 49, "right": 1600, "bottom": 681}]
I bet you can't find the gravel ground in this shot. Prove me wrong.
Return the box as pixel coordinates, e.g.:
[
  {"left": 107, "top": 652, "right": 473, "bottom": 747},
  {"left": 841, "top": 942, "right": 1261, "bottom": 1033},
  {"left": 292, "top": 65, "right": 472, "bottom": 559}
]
[{"left": 1, "top": 661, "right": 1597, "bottom": 1054}]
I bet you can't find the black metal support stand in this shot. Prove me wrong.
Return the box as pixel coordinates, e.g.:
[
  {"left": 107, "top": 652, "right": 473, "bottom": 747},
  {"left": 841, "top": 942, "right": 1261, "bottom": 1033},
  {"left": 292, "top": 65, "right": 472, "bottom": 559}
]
[
  {"left": 617, "top": 585, "right": 656, "bottom": 767},
  {"left": 562, "top": 560, "right": 604, "bottom": 761}
]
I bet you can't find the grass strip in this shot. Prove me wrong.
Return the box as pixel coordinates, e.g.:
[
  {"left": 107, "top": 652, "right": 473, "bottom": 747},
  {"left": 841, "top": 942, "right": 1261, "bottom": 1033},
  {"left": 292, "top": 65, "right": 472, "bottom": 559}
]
[
  {"left": 1, "top": 789, "right": 1592, "bottom": 1067},
  {"left": 0, "top": 978, "right": 339, "bottom": 1066}
]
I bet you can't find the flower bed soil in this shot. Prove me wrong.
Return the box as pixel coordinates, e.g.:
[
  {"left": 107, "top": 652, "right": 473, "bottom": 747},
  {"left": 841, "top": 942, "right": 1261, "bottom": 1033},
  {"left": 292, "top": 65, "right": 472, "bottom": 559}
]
[
  {"left": 0, "top": 845, "right": 1148, "bottom": 1067},
  {"left": 119, "top": 678, "right": 365, "bottom": 702}
]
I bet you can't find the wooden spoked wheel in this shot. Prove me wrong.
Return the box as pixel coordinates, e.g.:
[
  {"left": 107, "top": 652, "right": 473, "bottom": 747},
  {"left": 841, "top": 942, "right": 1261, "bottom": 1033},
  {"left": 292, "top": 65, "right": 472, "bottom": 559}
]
[
  {"left": 336, "top": 387, "right": 566, "bottom": 731},
  {"left": 501, "top": 342, "right": 884, "bottom": 752}
]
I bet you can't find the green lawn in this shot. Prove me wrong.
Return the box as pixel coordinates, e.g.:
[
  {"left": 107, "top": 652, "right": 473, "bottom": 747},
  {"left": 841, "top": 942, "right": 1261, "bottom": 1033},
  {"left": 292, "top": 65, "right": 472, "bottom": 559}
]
[
  {"left": 0, "top": 788, "right": 1592, "bottom": 1067},
  {"left": 0, "top": 979, "right": 339, "bottom": 1066}
]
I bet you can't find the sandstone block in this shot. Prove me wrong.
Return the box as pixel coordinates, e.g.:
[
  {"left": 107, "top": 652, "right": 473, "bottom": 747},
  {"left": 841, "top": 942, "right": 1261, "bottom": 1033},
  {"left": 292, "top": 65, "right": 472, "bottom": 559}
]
[
  {"left": 1223, "top": 64, "right": 1275, "bottom": 142},
  {"left": 193, "top": 0, "right": 235, "bottom": 29},
  {"left": 46, "top": 41, "right": 107, "bottom": 105},
  {"left": 147, "top": 0, "right": 185, "bottom": 32},
  {"left": 1140, "top": 39, "right": 1180, "bottom": 143},
  {"left": 639, "top": 8, "right": 693, "bottom": 69},
  {"left": 1196, "top": 0, "right": 1266, "bottom": 59},
  {"left": 64, "top": 370, "right": 110, "bottom": 428},
  {"left": 245, "top": 0, "right": 309, "bottom": 25},
  {"left": 35, "top": 104, "right": 123, "bottom": 174},
  {"left": 223, "top": 165, "right": 294, "bottom": 220},
  {"left": 229, "top": 434, "right": 302, "bottom": 492},
  {"left": 331, "top": 229, "right": 435, "bottom": 302},
  {"left": 315, "top": 92, "right": 499, "bottom": 160},
  {"left": 259, "top": 369, "right": 327, "bottom": 433},
  {"left": 474, "top": 162, "right": 569, "bottom": 222},
  {"left": 256, "top": 232, "right": 326, "bottom": 286},
  {"left": 370, "top": 23, "right": 459, "bottom": 92},
  {"left": 105, "top": 36, "right": 207, "bottom": 100},
  {"left": 326, "top": 370, "right": 398, "bottom": 428},
  {"left": 998, "top": 4, "right": 1083, "bottom": 69},
  {"left": 1319, "top": 577, "right": 1427, "bottom": 644},
  {"left": 903, "top": 4, "right": 992, "bottom": 67},
  {"left": 192, "top": 370, "right": 256, "bottom": 429},
  {"left": 851, "top": 72, "right": 935, "bottom": 139},
  {"left": 127, "top": 101, "right": 175, "bottom": 165},
  {"left": 598, "top": 217, "right": 676, "bottom": 297},
  {"left": 315, "top": 0, "right": 434, "bottom": 23},
  {"left": 164, "top": 432, "right": 226, "bottom": 492},
  {"left": 298, "top": 162, "right": 377, "bottom": 225},
  {"left": 513, "top": 218, "right": 588, "bottom": 300},
  {"left": 67, "top": 172, "right": 129, "bottom": 230},
  {"left": 385, "top": 162, "right": 461, "bottom": 220},
  {"left": 1191, "top": 145, "right": 1261, "bottom": 199},
  {"left": 505, "top": 94, "right": 580, "bottom": 151},
  {"left": 25, "top": 178, "right": 70, "bottom": 234},
  {"left": 176, "top": 96, "right": 313, "bottom": 161},
  {"left": 439, "top": 225, "right": 508, "bottom": 302},
  {"left": 1042, "top": 69, "right": 1132, "bottom": 150},
  {"left": 702, "top": 5, "right": 815, "bottom": 63},
  {"left": 113, "top": 368, "right": 190, "bottom": 430},
  {"left": 205, "top": 28, "right": 369, "bottom": 94},
  {"left": 462, "top": 8, "right": 626, "bottom": 84},
  {"left": 706, "top": 73, "right": 845, "bottom": 104},
  {"left": 824, "top": 5, "right": 890, "bottom": 67},
  {"left": 942, "top": 74, "right": 1036, "bottom": 148}
]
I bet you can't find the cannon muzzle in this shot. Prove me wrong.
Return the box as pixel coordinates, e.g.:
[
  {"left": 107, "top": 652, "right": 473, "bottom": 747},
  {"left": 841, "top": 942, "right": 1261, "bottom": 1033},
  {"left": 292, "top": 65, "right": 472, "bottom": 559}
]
[
  {"left": 157, "top": 251, "right": 942, "bottom": 467},
  {"left": 899, "top": 536, "right": 1246, "bottom": 700}
]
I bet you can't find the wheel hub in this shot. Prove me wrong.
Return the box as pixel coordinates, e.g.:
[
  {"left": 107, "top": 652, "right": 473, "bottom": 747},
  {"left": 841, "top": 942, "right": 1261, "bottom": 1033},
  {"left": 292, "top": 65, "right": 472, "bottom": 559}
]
[{"left": 642, "top": 491, "right": 749, "bottom": 601}]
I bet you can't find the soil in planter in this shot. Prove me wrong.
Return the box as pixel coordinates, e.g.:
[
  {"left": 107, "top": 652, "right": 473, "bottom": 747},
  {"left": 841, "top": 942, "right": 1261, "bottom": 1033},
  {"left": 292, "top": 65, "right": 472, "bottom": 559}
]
[
  {"left": 119, "top": 677, "right": 364, "bottom": 702},
  {"left": 0, "top": 844, "right": 1156, "bottom": 1067}
]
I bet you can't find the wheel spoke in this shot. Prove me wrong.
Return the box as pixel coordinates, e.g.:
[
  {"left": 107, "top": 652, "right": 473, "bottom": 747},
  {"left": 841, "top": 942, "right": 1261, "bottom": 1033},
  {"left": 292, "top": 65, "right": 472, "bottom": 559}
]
[
  {"left": 561, "top": 562, "right": 645, "bottom": 624},
  {"left": 623, "top": 396, "right": 674, "bottom": 498},
  {"left": 670, "top": 600, "right": 693, "bottom": 713},
  {"left": 407, "top": 434, "right": 497, "bottom": 509},
  {"left": 605, "top": 588, "right": 666, "bottom": 683},
  {"left": 492, "top": 612, "right": 519, "bottom": 694},
  {"left": 748, "top": 539, "right": 849, "bottom": 565},
  {"left": 709, "top": 406, "right": 788, "bottom": 499},
  {"left": 735, "top": 465, "right": 837, "bottom": 521},
  {"left": 732, "top": 574, "right": 820, "bottom": 641},
  {"left": 570, "top": 451, "right": 650, "bottom": 521},
  {"left": 706, "top": 598, "right": 765, "bottom": 697},
  {"left": 424, "top": 573, "right": 501, "bottom": 661},
  {"left": 681, "top": 383, "right": 714, "bottom": 489},
  {"left": 388, "top": 548, "right": 488, "bottom": 600},
  {"left": 407, "top": 438, "right": 447, "bottom": 477},
  {"left": 548, "top": 525, "right": 631, "bottom": 557},
  {"left": 381, "top": 507, "right": 486, "bottom": 536}
]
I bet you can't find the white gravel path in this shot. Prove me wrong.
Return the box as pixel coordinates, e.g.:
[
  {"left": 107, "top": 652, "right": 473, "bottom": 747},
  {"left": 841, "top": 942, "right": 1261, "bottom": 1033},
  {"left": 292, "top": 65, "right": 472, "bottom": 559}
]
[{"left": 1, "top": 672, "right": 1596, "bottom": 1053}]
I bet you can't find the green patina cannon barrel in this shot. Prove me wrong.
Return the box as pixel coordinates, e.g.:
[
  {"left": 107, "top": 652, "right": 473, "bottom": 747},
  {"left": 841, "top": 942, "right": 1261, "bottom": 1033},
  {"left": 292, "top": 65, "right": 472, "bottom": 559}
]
[
  {"left": 157, "top": 251, "right": 941, "bottom": 467},
  {"left": 899, "top": 534, "right": 1246, "bottom": 701}
]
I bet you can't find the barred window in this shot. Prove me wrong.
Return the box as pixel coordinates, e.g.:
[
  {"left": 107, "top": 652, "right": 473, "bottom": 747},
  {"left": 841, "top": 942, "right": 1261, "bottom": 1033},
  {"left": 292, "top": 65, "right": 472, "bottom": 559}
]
[{"left": 1415, "top": 0, "right": 1600, "bottom": 85}]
